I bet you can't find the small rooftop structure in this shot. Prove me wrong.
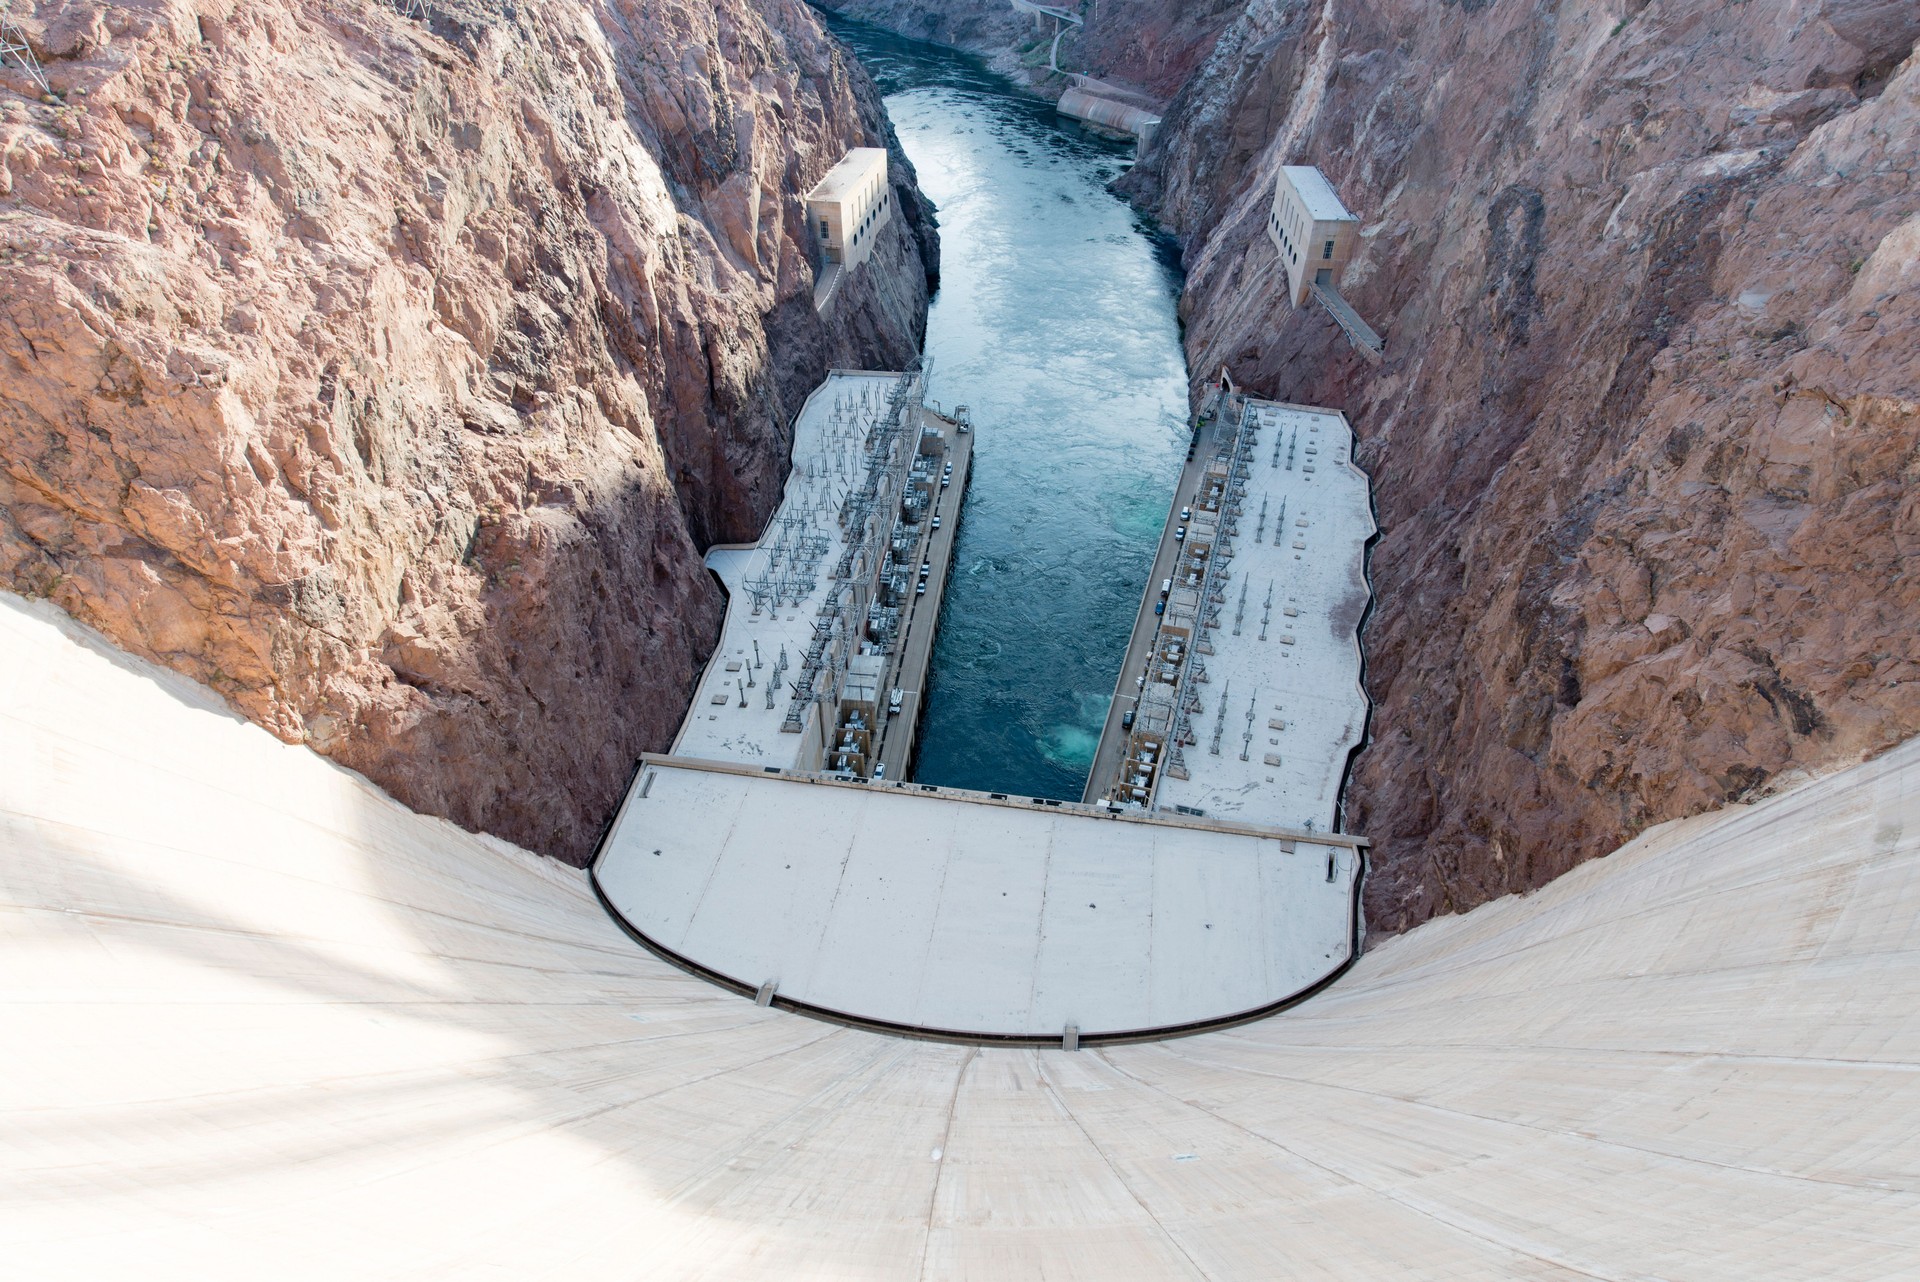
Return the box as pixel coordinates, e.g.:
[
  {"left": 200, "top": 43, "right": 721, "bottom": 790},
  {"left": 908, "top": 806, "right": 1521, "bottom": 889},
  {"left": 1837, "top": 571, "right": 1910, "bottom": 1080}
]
[{"left": 806, "top": 147, "right": 892, "bottom": 308}]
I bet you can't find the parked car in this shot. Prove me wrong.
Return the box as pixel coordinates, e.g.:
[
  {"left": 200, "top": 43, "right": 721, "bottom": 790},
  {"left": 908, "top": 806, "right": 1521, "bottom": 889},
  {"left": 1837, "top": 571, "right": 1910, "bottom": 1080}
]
[
  {"left": 1154, "top": 601, "right": 1165, "bottom": 616},
  {"left": 932, "top": 515, "right": 942, "bottom": 529},
  {"left": 1180, "top": 506, "right": 1191, "bottom": 521},
  {"left": 1122, "top": 710, "right": 1136, "bottom": 730},
  {"left": 872, "top": 763, "right": 886, "bottom": 780},
  {"left": 1174, "top": 526, "right": 1186, "bottom": 541}
]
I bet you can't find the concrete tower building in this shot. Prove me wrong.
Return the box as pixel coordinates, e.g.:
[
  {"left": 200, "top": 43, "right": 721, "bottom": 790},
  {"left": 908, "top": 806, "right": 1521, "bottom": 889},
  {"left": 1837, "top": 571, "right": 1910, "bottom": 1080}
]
[
  {"left": 806, "top": 147, "right": 892, "bottom": 272},
  {"left": 1268, "top": 164, "right": 1360, "bottom": 307}
]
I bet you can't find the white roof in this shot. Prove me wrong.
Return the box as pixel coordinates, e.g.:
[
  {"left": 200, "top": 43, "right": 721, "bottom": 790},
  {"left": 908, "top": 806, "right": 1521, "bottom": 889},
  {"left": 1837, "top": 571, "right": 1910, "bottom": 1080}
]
[
  {"left": 596, "top": 758, "right": 1360, "bottom": 1039},
  {"left": 1280, "top": 164, "right": 1356, "bottom": 222},
  {"left": 8, "top": 591, "right": 1920, "bottom": 1278},
  {"left": 805, "top": 147, "right": 888, "bottom": 204},
  {"left": 674, "top": 372, "right": 909, "bottom": 768},
  {"left": 1153, "top": 401, "right": 1374, "bottom": 831}
]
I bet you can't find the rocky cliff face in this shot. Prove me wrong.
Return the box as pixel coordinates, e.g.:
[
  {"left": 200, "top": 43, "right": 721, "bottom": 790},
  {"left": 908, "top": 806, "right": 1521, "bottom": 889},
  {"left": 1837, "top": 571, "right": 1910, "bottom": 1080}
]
[
  {"left": 1123, "top": 0, "right": 1920, "bottom": 930},
  {"left": 0, "top": 0, "right": 936, "bottom": 862},
  {"left": 818, "top": 0, "right": 1918, "bottom": 935}
]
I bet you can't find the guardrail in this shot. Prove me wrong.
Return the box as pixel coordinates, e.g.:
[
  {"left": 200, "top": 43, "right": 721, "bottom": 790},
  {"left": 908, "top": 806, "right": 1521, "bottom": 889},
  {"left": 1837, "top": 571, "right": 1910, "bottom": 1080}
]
[{"left": 1010, "top": 0, "right": 1083, "bottom": 25}]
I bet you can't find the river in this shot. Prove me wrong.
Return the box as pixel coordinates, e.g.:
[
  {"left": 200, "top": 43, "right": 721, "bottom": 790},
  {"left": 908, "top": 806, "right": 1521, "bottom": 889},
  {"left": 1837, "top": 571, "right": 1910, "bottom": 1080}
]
[{"left": 827, "top": 15, "right": 1191, "bottom": 801}]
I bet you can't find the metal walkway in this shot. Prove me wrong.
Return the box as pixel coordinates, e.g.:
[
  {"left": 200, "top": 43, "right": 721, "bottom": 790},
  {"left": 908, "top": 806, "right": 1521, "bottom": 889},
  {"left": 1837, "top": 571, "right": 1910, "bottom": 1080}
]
[
  {"left": 1310, "top": 281, "right": 1385, "bottom": 363},
  {"left": 1010, "top": 0, "right": 1083, "bottom": 26}
]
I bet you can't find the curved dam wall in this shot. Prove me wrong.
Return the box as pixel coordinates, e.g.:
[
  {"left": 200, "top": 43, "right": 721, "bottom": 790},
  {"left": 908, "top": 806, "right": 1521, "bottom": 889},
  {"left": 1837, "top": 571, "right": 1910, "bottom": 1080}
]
[
  {"left": 1057, "top": 86, "right": 1161, "bottom": 145},
  {"left": 4, "top": 589, "right": 1917, "bottom": 1279}
]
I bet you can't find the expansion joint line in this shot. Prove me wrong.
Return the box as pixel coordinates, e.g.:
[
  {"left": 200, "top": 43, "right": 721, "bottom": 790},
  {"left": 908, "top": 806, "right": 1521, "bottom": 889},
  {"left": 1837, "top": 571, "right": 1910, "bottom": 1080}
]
[
  {"left": 1038, "top": 1053, "right": 1216, "bottom": 1281},
  {"left": 916, "top": 1046, "right": 979, "bottom": 1282},
  {"left": 1095, "top": 1049, "right": 1633, "bottom": 1282}
]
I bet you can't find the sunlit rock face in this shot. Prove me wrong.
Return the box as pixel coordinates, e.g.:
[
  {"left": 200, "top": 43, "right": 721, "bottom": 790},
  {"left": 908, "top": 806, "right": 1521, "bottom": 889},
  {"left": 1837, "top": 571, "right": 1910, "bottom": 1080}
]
[
  {"left": 829, "top": 0, "right": 1920, "bottom": 934},
  {"left": 0, "top": 0, "right": 936, "bottom": 861},
  {"left": 1113, "top": 0, "right": 1920, "bottom": 932}
]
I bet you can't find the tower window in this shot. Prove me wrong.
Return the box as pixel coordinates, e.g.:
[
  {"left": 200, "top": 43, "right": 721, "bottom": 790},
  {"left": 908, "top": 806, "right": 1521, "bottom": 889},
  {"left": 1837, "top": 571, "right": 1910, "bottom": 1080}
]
[{"left": 1323, "top": 240, "right": 1335, "bottom": 260}]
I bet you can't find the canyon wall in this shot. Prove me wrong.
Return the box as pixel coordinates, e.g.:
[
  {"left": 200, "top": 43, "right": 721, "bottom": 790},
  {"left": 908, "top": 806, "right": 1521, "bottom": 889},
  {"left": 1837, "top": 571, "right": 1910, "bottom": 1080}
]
[
  {"left": 1123, "top": 0, "right": 1920, "bottom": 930},
  {"left": 0, "top": 0, "right": 936, "bottom": 862},
  {"left": 819, "top": 0, "right": 1917, "bottom": 934}
]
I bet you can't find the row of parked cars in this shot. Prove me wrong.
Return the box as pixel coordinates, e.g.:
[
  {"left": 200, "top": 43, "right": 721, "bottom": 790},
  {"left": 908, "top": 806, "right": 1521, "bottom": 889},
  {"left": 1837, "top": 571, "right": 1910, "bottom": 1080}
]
[{"left": 916, "top": 458, "right": 955, "bottom": 596}]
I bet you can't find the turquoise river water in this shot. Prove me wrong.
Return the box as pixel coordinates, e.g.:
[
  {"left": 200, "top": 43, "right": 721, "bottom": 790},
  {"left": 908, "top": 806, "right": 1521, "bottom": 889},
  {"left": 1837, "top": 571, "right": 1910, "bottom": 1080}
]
[{"left": 828, "top": 16, "right": 1191, "bottom": 800}]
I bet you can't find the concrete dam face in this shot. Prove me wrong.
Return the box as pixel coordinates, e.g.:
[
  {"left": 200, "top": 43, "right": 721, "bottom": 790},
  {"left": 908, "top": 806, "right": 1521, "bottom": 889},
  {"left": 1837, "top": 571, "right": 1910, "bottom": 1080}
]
[{"left": 5, "top": 588, "right": 1917, "bottom": 1280}]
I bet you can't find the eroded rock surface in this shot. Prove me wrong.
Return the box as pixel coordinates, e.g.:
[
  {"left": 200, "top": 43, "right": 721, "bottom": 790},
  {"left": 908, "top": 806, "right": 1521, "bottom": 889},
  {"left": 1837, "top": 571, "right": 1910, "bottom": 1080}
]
[
  {"left": 0, "top": 0, "right": 936, "bottom": 861},
  {"left": 821, "top": 0, "right": 1919, "bottom": 934},
  {"left": 1126, "top": 0, "right": 1920, "bottom": 930}
]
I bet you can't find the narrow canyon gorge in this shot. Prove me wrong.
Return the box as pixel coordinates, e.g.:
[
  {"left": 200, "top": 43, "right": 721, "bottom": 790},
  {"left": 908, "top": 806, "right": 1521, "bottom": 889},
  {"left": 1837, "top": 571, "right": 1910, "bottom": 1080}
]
[
  {"left": 829, "top": 0, "right": 1920, "bottom": 931},
  {"left": 6, "top": 0, "right": 1917, "bottom": 937}
]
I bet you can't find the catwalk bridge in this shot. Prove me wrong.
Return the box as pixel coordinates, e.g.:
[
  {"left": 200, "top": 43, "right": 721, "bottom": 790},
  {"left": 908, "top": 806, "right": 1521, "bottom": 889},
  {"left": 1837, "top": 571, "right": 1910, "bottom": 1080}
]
[{"left": 1010, "top": 0, "right": 1082, "bottom": 26}]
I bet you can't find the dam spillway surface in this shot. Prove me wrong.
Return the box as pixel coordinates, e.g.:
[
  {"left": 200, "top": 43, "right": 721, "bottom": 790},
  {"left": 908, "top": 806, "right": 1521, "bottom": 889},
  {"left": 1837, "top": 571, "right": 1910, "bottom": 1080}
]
[{"left": 6, "top": 590, "right": 1919, "bottom": 1278}]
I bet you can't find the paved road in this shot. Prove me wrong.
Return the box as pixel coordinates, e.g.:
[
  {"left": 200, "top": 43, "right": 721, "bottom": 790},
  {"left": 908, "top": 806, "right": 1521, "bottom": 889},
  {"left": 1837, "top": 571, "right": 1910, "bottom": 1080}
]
[
  {"left": 1081, "top": 399, "right": 1235, "bottom": 804},
  {"left": 871, "top": 414, "right": 974, "bottom": 781}
]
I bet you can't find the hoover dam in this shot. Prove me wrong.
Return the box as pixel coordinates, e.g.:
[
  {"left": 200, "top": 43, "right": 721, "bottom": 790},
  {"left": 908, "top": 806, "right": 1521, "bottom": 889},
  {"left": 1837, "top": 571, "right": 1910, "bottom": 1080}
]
[
  {"left": 4, "top": 0, "right": 1918, "bottom": 1276},
  {"left": 8, "top": 589, "right": 1918, "bottom": 1276}
]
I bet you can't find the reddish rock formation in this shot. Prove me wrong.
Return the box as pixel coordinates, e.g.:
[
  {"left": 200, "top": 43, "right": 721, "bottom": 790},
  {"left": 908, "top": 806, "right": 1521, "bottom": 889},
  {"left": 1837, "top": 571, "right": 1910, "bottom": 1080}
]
[
  {"left": 1124, "top": 0, "right": 1920, "bottom": 931},
  {"left": 0, "top": 0, "right": 936, "bottom": 862},
  {"left": 814, "top": 0, "right": 1919, "bottom": 935}
]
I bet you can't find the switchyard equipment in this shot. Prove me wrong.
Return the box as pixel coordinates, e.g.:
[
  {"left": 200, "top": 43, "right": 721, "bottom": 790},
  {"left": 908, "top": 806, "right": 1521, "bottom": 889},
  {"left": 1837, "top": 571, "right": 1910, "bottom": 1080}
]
[
  {"left": 1087, "top": 389, "right": 1374, "bottom": 835},
  {"left": 0, "top": 15, "right": 48, "bottom": 95},
  {"left": 673, "top": 370, "right": 972, "bottom": 785}
]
